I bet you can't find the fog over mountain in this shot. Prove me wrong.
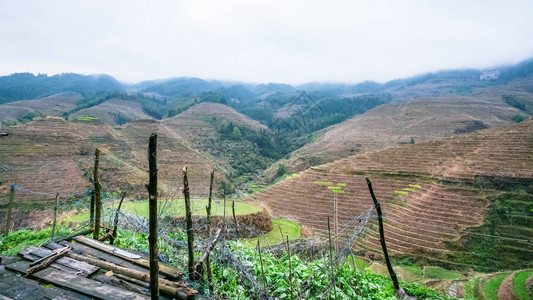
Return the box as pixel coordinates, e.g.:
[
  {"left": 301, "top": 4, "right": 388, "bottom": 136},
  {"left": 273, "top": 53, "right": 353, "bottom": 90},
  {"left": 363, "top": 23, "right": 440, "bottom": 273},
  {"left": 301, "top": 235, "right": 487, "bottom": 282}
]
[{"left": 1, "top": 0, "right": 533, "bottom": 84}]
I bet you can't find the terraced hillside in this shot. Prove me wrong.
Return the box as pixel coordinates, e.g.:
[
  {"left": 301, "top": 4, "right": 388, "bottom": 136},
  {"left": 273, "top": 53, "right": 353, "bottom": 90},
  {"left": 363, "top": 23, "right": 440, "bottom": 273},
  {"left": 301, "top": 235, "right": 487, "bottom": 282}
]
[
  {"left": 252, "top": 119, "right": 533, "bottom": 271},
  {"left": 68, "top": 98, "right": 153, "bottom": 125},
  {"left": 0, "top": 117, "right": 225, "bottom": 229},
  {"left": 263, "top": 77, "right": 533, "bottom": 178},
  {"left": 0, "top": 93, "right": 81, "bottom": 122}
]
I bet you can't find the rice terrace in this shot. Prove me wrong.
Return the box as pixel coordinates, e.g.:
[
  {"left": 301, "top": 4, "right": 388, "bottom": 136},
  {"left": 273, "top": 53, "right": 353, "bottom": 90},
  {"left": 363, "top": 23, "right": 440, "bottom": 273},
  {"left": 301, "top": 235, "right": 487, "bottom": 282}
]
[{"left": 1, "top": 2, "right": 533, "bottom": 299}]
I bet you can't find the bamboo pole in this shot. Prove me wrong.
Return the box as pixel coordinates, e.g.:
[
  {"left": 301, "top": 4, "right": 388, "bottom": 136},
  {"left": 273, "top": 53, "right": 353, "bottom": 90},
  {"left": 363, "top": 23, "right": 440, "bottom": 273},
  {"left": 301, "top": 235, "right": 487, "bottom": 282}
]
[
  {"left": 4, "top": 184, "right": 15, "bottom": 236},
  {"left": 183, "top": 166, "right": 195, "bottom": 280},
  {"left": 328, "top": 217, "right": 337, "bottom": 300},
  {"left": 286, "top": 236, "right": 294, "bottom": 300},
  {"left": 232, "top": 199, "right": 239, "bottom": 239},
  {"left": 110, "top": 191, "right": 126, "bottom": 245},
  {"left": 206, "top": 170, "right": 214, "bottom": 293},
  {"left": 257, "top": 240, "right": 268, "bottom": 295},
  {"left": 93, "top": 148, "right": 101, "bottom": 240},
  {"left": 51, "top": 193, "right": 60, "bottom": 237},
  {"left": 89, "top": 189, "right": 95, "bottom": 228},
  {"left": 148, "top": 134, "right": 159, "bottom": 299},
  {"left": 365, "top": 178, "right": 400, "bottom": 291}
]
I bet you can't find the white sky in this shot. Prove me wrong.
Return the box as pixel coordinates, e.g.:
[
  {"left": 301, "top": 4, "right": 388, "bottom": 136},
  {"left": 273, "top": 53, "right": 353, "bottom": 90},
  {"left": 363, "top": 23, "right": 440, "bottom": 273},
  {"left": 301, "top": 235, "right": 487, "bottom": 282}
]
[{"left": 1, "top": 0, "right": 533, "bottom": 84}]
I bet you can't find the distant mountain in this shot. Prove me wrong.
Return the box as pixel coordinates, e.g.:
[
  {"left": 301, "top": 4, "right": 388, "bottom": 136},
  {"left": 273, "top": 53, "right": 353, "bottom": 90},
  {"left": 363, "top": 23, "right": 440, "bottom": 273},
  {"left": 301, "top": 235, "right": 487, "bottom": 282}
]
[
  {"left": 0, "top": 73, "right": 124, "bottom": 104},
  {"left": 138, "top": 77, "right": 224, "bottom": 97}
]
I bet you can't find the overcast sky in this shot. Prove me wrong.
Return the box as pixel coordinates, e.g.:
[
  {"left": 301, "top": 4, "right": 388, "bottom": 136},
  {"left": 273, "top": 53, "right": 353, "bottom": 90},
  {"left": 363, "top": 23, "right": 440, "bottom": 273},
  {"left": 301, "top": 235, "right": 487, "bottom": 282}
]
[{"left": 1, "top": 0, "right": 533, "bottom": 84}]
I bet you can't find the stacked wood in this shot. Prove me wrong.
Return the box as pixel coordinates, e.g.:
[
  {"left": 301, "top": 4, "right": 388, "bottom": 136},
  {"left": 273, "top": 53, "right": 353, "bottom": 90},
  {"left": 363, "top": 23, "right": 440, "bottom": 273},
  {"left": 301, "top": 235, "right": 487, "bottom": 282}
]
[{"left": 5, "top": 236, "right": 198, "bottom": 299}]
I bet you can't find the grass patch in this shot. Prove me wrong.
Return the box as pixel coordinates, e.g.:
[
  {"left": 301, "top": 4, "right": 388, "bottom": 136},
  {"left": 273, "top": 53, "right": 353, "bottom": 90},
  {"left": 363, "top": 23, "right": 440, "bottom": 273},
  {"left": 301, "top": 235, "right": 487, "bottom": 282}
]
[
  {"left": 0, "top": 226, "right": 78, "bottom": 255},
  {"left": 483, "top": 273, "right": 511, "bottom": 300},
  {"left": 394, "top": 190, "right": 408, "bottom": 195},
  {"left": 246, "top": 219, "right": 301, "bottom": 247},
  {"left": 313, "top": 181, "right": 332, "bottom": 185},
  {"left": 423, "top": 266, "right": 463, "bottom": 280},
  {"left": 77, "top": 116, "right": 99, "bottom": 121},
  {"left": 513, "top": 270, "right": 533, "bottom": 300},
  {"left": 347, "top": 254, "right": 370, "bottom": 270}
]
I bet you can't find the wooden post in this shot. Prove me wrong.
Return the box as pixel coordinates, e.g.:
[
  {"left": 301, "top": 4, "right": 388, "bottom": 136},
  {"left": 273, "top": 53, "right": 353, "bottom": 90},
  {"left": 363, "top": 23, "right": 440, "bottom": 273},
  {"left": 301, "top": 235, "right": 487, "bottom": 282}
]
[
  {"left": 110, "top": 191, "right": 126, "bottom": 245},
  {"left": 365, "top": 178, "right": 400, "bottom": 291},
  {"left": 51, "top": 193, "right": 60, "bottom": 237},
  {"left": 89, "top": 190, "right": 95, "bottom": 228},
  {"left": 206, "top": 170, "right": 214, "bottom": 294},
  {"left": 4, "top": 184, "right": 15, "bottom": 236},
  {"left": 183, "top": 166, "right": 195, "bottom": 280},
  {"left": 232, "top": 200, "right": 239, "bottom": 239},
  {"left": 93, "top": 148, "right": 102, "bottom": 240},
  {"left": 148, "top": 134, "right": 159, "bottom": 299},
  {"left": 328, "top": 217, "right": 337, "bottom": 300}
]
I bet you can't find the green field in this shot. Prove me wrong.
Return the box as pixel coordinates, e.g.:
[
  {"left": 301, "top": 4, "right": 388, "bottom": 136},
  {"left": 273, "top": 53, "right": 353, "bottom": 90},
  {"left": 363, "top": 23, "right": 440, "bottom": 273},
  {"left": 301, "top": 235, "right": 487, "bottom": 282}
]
[
  {"left": 246, "top": 219, "right": 301, "bottom": 247},
  {"left": 483, "top": 273, "right": 511, "bottom": 300},
  {"left": 423, "top": 266, "right": 463, "bottom": 280},
  {"left": 63, "top": 199, "right": 262, "bottom": 223},
  {"left": 513, "top": 270, "right": 533, "bottom": 300}
]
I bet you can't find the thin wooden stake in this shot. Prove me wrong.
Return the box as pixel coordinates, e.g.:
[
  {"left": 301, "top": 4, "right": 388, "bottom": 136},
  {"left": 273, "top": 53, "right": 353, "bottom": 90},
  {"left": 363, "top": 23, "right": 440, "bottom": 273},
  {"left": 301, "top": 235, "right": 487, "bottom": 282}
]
[
  {"left": 148, "top": 134, "right": 159, "bottom": 299},
  {"left": 183, "top": 166, "right": 195, "bottom": 280},
  {"left": 222, "top": 183, "right": 226, "bottom": 229},
  {"left": 110, "top": 191, "right": 126, "bottom": 245},
  {"left": 89, "top": 189, "right": 95, "bottom": 228},
  {"left": 93, "top": 148, "right": 102, "bottom": 240},
  {"left": 365, "top": 178, "right": 400, "bottom": 291},
  {"left": 51, "top": 193, "right": 60, "bottom": 237},
  {"left": 286, "top": 235, "right": 294, "bottom": 300},
  {"left": 328, "top": 217, "right": 337, "bottom": 300},
  {"left": 257, "top": 240, "right": 268, "bottom": 295},
  {"left": 4, "top": 184, "right": 15, "bottom": 236},
  {"left": 260, "top": 232, "right": 299, "bottom": 300},
  {"left": 206, "top": 170, "right": 214, "bottom": 293},
  {"left": 334, "top": 193, "right": 339, "bottom": 253},
  {"left": 232, "top": 200, "right": 239, "bottom": 239}
]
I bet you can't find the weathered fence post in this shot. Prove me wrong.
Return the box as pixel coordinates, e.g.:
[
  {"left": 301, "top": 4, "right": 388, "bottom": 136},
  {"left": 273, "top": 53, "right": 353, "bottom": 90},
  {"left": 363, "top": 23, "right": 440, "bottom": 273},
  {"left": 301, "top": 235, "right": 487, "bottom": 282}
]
[
  {"left": 51, "top": 193, "right": 60, "bottom": 237},
  {"left": 365, "top": 178, "right": 400, "bottom": 291},
  {"left": 206, "top": 170, "right": 214, "bottom": 293},
  {"left": 93, "top": 148, "right": 102, "bottom": 240},
  {"left": 183, "top": 166, "right": 195, "bottom": 280},
  {"left": 4, "top": 184, "right": 15, "bottom": 236},
  {"left": 110, "top": 191, "right": 126, "bottom": 245},
  {"left": 327, "top": 217, "right": 338, "bottom": 300},
  {"left": 148, "top": 134, "right": 159, "bottom": 299}
]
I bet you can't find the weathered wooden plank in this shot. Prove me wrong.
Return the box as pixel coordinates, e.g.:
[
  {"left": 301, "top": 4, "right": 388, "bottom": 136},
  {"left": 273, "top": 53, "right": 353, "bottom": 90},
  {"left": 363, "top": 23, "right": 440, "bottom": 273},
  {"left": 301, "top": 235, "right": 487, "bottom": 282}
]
[
  {"left": 94, "top": 274, "right": 150, "bottom": 296},
  {"left": 28, "top": 246, "right": 99, "bottom": 276},
  {"left": 73, "top": 236, "right": 183, "bottom": 279},
  {"left": 60, "top": 241, "right": 151, "bottom": 275},
  {"left": 19, "top": 246, "right": 100, "bottom": 277},
  {"left": 18, "top": 247, "right": 82, "bottom": 276},
  {"left": 0, "top": 265, "right": 91, "bottom": 300},
  {"left": 6, "top": 261, "right": 149, "bottom": 300}
]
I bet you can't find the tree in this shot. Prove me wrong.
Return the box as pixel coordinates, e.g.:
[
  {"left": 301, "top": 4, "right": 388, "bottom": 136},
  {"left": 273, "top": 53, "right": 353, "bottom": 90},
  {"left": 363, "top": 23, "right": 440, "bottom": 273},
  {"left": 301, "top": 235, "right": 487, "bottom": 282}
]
[
  {"left": 276, "top": 163, "right": 286, "bottom": 178},
  {"left": 410, "top": 137, "right": 415, "bottom": 144},
  {"left": 232, "top": 126, "right": 242, "bottom": 139}
]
